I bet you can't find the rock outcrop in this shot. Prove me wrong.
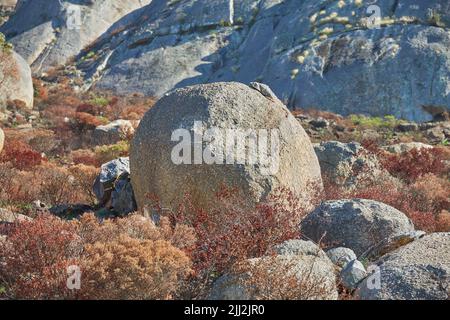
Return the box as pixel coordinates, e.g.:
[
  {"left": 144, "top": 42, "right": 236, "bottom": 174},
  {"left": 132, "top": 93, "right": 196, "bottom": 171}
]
[
  {"left": 130, "top": 82, "right": 322, "bottom": 212},
  {"left": 301, "top": 199, "right": 415, "bottom": 256},
  {"left": 357, "top": 233, "right": 450, "bottom": 300},
  {"left": 54, "top": 0, "right": 450, "bottom": 121},
  {"left": 0, "top": 0, "right": 151, "bottom": 73},
  {"left": 0, "top": 48, "right": 33, "bottom": 109}
]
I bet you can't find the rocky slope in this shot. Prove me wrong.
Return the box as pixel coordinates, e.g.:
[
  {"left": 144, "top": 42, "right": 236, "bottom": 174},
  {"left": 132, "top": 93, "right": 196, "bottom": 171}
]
[
  {"left": 47, "top": 0, "right": 450, "bottom": 121},
  {"left": 0, "top": 0, "right": 151, "bottom": 73}
]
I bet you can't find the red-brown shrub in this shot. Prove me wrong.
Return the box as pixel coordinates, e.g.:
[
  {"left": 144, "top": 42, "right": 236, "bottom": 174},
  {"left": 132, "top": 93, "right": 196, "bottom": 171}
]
[{"left": 0, "top": 139, "right": 42, "bottom": 170}]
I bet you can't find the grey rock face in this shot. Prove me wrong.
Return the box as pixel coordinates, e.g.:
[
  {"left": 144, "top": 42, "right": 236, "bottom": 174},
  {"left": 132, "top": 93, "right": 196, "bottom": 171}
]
[
  {"left": 357, "top": 233, "right": 450, "bottom": 300},
  {"left": 0, "top": 50, "right": 33, "bottom": 109},
  {"left": 56, "top": 0, "right": 450, "bottom": 121},
  {"left": 130, "top": 82, "right": 322, "bottom": 213},
  {"left": 0, "top": 126, "right": 4, "bottom": 153},
  {"left": 301, "top": 199, "right": 415, "bottom": 256},
  {"left": 92, "top": 119, "right": 134, "bottom": 146},
  {"left": 209, "top": 248, "right": 338, "bottom": 300},
  {"left": 0, "top": 0, "right": 151, "bottom": 73},
  {"left": 93, "top": 157, "right": 136, "bottom": 215},
  {"left": 340, "top": 260, "right": 367, "bottom": 291},
  {"left": 326, "top": 247, "right": 357, "bottom": 268}
]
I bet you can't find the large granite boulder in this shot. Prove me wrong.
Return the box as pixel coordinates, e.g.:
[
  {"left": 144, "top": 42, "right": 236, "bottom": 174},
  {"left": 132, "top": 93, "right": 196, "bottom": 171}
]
[
  {"left": 301, "top": 199, "right": 415, "bottom": 256},
  {"left": 0, "top": 47, "right": 33, "bottom": 109},
  {"left": 130, "top": 82, "right": 322, "bottom": 212},
  {"left": 357, "top": 233, "right": 450, "bottom": 300}
]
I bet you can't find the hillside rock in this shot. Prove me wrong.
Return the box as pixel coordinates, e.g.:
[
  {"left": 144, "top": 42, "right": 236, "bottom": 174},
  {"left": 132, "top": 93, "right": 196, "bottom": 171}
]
[
  {"left": 314, "top": 141, "right": 391, "bottom": 188},
  {"left": 357, "top": 233, "right": 450, "bottom": 300},
  {"left": 383, "top": 142, "right": 433, "bottom": 154},
  {"left": 63, "top": 0, "right": 450, "bottom": 121},
  {"left": 271, "top": 239, "right": 328, "bottom": 259},
  {"left": 0, "top": 49, "right": 33, "bottom": 109},
  {"left": 209, "top": 243, "right": 338, "bottom": 300},
  {"left": 326, "top": 247, "right": 357, "bottom": 268},
  {"left": 0, "top": 0, "right": 151, "bottom": 73},
  {"left": 93, "top": 157, "right": 136, "bottom": 215},
  {"left": 340, "top": 259, "right": 367, "bottom": 291},
  {"left": 92, "top": 119, "right": 134, "bottom": 146},
  {"left": 0, "top": 208, "right": 31, "bottom": 224},
  {"left": 130, "top": 82, "right": 322, "bottom": 212},
  {"left": 301, "top": 199, "right": 415, "bottom": 256}
]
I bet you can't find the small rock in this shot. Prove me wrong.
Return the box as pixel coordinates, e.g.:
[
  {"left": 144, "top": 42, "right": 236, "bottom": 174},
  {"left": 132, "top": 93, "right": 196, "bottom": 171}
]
[
  {"left": 92, "top": 119, "right": 134, "bottom": 146},
  {"left": 382, "top": 142, "right": 433, "bottom": 154},
  {"left": 396, "top": 122, "right": 419, "bottom": 132},
  {"left": 93, "top": 157, "right": 130, "bottom": 206},
  {"left": 0, "top": 208, "right": 32, "bottom": 224},
  {"left": 340, "top": 260, "right": 367, "bottom": 291},
  {"left": 301, "top": 199, "right": 415, "bottom": 256},
  {"left": 309, "top": 118, "right": 329, "bottom": 129},
  {"left": 326, "top": 247, "right": 357, "bottom": 268}
]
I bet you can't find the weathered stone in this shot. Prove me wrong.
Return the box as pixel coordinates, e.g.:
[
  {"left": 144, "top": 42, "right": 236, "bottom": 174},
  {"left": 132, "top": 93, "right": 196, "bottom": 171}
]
[
  {"left": 301, "top": 199, "right": 415, "bottom": 256},
  {"left": 0, "top": 208, "right": 31, "bottom": 224},
  {"left": 271, "top": 239, "right": 328, "bottom": 259},
  {"left": 314, "top": 141, "right": 390, "bottom": 188},
  {"left": 357, "top": 233, "right": 450, "bottom": 300},
  {"left": 0, "top": 49, "right": 33, "bottom": 109},
  {"left": 340, "top": 260, "right": 367, "bottom": 291},
  {"left": 92, "top": 119, "right": 134, "bottom": 146},
  {"left": 209, "top": 253, "right": 338, "bottom": 300},
  {"left": 326, "top": 247, "right": 357, "bottom": 268},
  {"left": 131, "top": 82, "right": 322, "bottom": 213},
  {"left": 93, "top": 157, "right": 130, "bottom": 206},
  {"left": 382, "top": 142, "right": 433, "bottom": 154}
]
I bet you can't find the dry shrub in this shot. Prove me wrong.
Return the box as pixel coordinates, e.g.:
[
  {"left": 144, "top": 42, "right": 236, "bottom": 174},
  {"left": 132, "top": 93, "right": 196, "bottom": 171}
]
[
  {"left": 378, "top": 147, "right": 449, "bottom": 183},
  {"left": 80, "top": 235, "right": 191, "bottom": 300},
  {"left": 0, "top": 213, "right": 194, "bottom": 300},
  {"left": 232, "top": 256, "right": 334, "bottom": 300},
  {"left": 0, "top": 139, "right": 43, "bottom": 170},
  {"left": 148, "top": 187, "right": 312, "bottom": 298},
  {"left": 70, "top": 148, "right": 99, "bottom": 167},
  {"left": 0, "top": 214, "right": 81, "bottom": 299}
]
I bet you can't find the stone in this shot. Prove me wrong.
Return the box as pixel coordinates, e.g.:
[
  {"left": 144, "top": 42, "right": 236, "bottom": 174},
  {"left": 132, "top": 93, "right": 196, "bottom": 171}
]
[
  {"left": 314, "top": 141, "right": 390, "bottom": 188},
  {"left": 130, "top": 82, "right": 322, "bottom": 212},
  {"left": 396, "top": 123, "right": 419, "bottom": 132},
  {"left": 0, "top": 208, "right": 31, "bottom": 224},
  {"left": 92, "top": 119, "right": 134, "bottom": 146},
  {"left": 326, "top": 247, "right": 357, "bottom": 268},
  {"left": 209, "top": 251, "right": 338, "bottom": 300},
  {"left": 340, "top": 260, "right": 367, "bottom": 291},
  {"left": 271, "top": 239, "right": 328, "bottom": 259},
  {"left": 356, "top": 233, "right": 450, "bottom": 300},
  {"left": 93, "top": 157, "right": 130, "bottom": 206},
  {"left": 382, "top": 142, "right": 433, "bottom": 154},
  {"left": 301, "top": 199, "right": 415, "bottom": 256},
  {"left": 0, "top": 49, "right": 33, "bottom": 109}
]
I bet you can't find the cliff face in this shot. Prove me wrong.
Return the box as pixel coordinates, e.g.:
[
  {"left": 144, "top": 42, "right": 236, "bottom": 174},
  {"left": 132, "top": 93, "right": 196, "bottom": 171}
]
[{"left": 4, "top": 0, "right": 450, "bottom": 121}]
